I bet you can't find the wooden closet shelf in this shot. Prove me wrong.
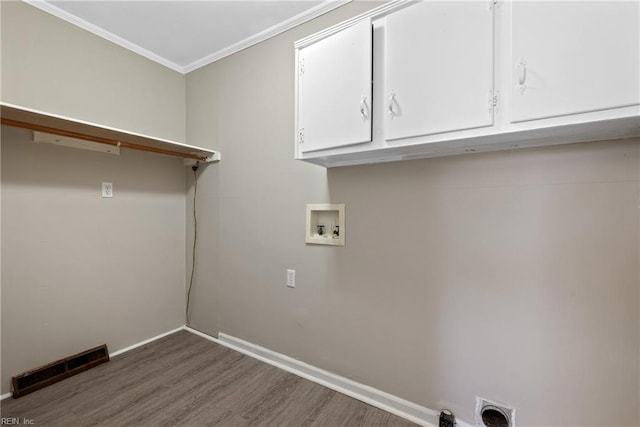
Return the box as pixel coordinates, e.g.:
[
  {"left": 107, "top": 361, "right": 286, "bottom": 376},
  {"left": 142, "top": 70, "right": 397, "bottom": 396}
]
[{"left": 1, "top": 103, "right": 216, "bottom": 162}]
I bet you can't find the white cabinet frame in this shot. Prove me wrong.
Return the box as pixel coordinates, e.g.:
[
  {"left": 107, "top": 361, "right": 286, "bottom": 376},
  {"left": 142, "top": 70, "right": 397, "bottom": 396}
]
[
  {"left": 296, "top": 19, "right": 373, "bottom": 153},
  {"left": 294, "top": 0, "right": 640, "bottom": 168}
]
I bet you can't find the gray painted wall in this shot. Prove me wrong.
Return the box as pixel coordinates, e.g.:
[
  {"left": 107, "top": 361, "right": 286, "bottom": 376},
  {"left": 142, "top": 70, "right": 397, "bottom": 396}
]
[
  {"left": 0, "top": 1, "right": 186, "bottom": 143},
  {"left": 1, "top": 2, "right": 187, "bottom": 395},
  {"left": 186, "top": 2, "right": 640, "bottom": 425},
  {"left": 1, "top": 0, "right": 638, "bottom": 424},
  {"left": 1, "top": 127, "right": 187, "bottom": 396}
]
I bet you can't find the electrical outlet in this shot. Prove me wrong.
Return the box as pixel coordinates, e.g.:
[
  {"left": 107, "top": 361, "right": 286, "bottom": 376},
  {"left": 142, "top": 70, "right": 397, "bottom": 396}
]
[
  {"left": 101, "top": 182, "right": 113, "bottom": 198},
  {"left": 286, "top": 269, "right": 295, "bottom": 288}
]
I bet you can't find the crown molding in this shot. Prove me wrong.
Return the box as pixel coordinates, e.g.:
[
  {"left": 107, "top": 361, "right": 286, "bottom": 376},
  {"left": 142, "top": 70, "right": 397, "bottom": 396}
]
[
  {"left": 182, "top": 0, "right": 352, "bottom": 73},
  {"left": 22, "top": 0, "right": 186, "bottom": 73},
  {"left": 22, "top": 0, "right": 353, "bottom": 75}
]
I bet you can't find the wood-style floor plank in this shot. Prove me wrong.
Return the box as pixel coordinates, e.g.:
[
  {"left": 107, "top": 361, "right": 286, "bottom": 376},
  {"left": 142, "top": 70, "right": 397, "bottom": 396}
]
[{"left": 0, "top": 331, "right": 418, "bottom": 426}]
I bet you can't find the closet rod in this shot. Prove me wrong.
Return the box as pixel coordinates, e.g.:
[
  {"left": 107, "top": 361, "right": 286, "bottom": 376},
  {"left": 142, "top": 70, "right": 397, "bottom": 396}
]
[{"left": 1, "top": 118, "right": 208, "bottom": 161}]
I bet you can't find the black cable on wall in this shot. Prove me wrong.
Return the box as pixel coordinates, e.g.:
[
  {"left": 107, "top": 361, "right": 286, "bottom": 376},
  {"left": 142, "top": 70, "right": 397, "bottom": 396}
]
[{"left": 186, "top": 163, "right": 198, "bottom": 326}]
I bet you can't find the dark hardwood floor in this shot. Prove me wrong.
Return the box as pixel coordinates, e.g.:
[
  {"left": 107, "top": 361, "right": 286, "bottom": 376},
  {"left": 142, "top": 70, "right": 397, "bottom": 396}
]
[{"left": 1, "top": 330, "right": 418, "bottom": 426}]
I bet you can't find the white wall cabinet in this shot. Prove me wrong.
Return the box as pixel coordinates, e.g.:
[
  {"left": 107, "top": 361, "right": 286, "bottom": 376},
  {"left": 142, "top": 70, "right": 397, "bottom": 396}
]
[
  {"left": 510, "top": 1, "right": 640, "bottom": 123},
  {"left": 294, "top": 0, "right": 640, "bottom": 167},
  {"left": 295, "top": 19, "right": 372, "bottom": 153},
  {"left": 385, "top": 1, "right": 495, "bottom": 141}
]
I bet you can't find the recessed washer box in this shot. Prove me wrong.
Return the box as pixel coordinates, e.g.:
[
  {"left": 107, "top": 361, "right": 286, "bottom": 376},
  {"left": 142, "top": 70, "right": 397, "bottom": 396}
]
[{"left": 305, "top": 203, "right": 345, "bottom": 246}]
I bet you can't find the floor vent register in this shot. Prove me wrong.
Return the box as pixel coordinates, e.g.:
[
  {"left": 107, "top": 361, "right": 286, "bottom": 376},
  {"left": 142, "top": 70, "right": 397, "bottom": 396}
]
[{"left": 11, "top": 344, "right": 109, "bottom": 398}]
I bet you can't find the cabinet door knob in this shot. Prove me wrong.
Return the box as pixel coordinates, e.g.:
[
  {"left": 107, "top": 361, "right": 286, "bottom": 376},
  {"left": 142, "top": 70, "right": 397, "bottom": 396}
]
[
  {"left": 517, "top": 58, "right": 527, "bottom": 93},
  {"left": 360, "top": 97, "right": 369, "bottom": 121},
  {"left": 388, "top": 92, "right": 397, "bottom": 119}
]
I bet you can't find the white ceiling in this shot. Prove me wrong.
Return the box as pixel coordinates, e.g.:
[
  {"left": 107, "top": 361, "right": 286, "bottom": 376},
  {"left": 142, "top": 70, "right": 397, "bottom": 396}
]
[{"left": 25, "top": 0, "right": 350, "bottom": 74}]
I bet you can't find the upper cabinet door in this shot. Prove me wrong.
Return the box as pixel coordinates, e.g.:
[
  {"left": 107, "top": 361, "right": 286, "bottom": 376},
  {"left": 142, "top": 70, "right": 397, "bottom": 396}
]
[
  {"left": 511, "top": 1, "right": 640, "bottom": 123},
  {"left": 385, "top": 2, "right": 495, "bottom": 142},
  {"left": 297, "top": 19, "right": 372, "bottom": 153}
]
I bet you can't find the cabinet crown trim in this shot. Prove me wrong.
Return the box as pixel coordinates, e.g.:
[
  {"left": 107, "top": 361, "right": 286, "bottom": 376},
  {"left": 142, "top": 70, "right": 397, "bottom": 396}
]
[{"left": 294, "top": 0, "right": 411, "bottom": 49}]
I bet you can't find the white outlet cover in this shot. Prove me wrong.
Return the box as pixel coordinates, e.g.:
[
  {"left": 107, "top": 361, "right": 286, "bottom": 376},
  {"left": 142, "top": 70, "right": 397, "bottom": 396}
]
[
  {"left": 286, "top": 269, "right": 295, "bottom": 288},
  {"left": 101, "top": 182, "right": 113, "bottom": 198}
]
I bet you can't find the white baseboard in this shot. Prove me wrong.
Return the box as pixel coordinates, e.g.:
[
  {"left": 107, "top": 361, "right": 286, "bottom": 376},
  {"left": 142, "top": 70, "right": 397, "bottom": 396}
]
[
  {"left": 2, "top": 325, "right": 473, "bottom": 427},
  {"left": 110, "top": 326, "right": 185, "bottom": 358},
  {"left": 184, "top": 327, "right": 473, "bottom": 427}
]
